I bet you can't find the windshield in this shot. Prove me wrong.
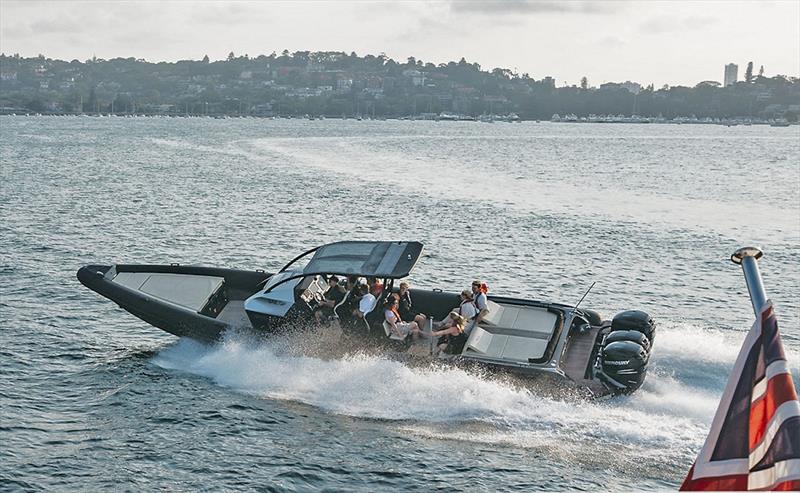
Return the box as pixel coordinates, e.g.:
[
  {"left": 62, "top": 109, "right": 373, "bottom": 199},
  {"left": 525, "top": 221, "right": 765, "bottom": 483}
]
[{"left": 263, "top": 270, "right": 302, "bottom": 291}]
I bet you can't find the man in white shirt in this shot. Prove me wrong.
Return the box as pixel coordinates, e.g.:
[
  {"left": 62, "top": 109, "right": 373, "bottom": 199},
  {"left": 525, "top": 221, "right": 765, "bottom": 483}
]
[
  {"left": 354, "top": 282, "right": 381, "bottom": 319},
  {"left": 467, "top": 280, "right": 490, "bottom": 334}
]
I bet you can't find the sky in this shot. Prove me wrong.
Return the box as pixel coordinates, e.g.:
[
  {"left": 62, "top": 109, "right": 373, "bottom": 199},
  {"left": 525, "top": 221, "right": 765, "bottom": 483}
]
[{"left": 1, "top": 0, "right": 798, "bottom": 87}]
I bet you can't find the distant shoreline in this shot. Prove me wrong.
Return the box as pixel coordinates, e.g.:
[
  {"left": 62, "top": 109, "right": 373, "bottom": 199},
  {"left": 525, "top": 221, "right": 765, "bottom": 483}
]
[
  {"left": 1, "top": 112, "right": 796, "bottom": 127},
  {"left": 2, "top": 53, "right": 798, "bottom": 123}
]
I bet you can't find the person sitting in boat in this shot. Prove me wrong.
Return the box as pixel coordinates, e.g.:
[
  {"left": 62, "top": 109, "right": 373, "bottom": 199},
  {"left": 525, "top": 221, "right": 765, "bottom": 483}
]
[
  {"left": 354, "top": 282, "right": 381, "bottom": 319},
  {"left": 337, "top": 278, "right": 363, "bottom": 323},
  {"left": 397, "top": 281, "right": 428, "bottom": 331},
  {"left": 383, "top": 295, "right": 422, "bottom": 340},
  {"left": 366, "top": 277, "right": 383, "bottom": 297},
  {"left": 434, "top": 290, "right": 477, "bottom": 329},
  {"left": 344, "top": 275, "right": 360, "bottom": 292},
  {"left": 428, "top": 312, "right": 469, "bottom": 355},
  {"left": 314, "top": 275, "right": 347, "bottom": 325},
  {"left": 467, "top": 280, "right": 490, "bottom": 334}
]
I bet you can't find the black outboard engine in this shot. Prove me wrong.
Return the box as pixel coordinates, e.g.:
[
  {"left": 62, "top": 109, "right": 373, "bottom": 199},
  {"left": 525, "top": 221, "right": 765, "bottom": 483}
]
[
  {"left": 597, "top": 311, "right": 656, "bottom": 394},
  {"left": 605, "top": 329, "right": 650, "bottom": 352},
  {"left": 611, "top": 310, "right": 656, "bottom": 343},
  {"left": 600, "top": 339, "right": 649, "bottom": 393}
]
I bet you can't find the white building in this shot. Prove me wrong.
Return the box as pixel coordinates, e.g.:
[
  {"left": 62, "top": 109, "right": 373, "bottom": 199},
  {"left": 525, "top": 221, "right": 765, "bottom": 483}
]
[
  {"left": 336, "top": 79, "right": 352, "bottom": 91},
  {"left": 402, "top": 69, "right": 426, "bottom": 86},
  {"left": 724, "top": 63, "right": 738, "bottom": 87}
]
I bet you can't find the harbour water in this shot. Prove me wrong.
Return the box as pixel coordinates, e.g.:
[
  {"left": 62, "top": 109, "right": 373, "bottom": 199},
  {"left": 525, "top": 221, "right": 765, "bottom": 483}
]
[{"left": 1, "top": 116, "right": 798, "bottom": 491}]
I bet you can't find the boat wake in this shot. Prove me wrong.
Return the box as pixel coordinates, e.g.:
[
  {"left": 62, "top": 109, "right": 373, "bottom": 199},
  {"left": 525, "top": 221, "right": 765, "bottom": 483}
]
[
  {"left": 148, "top": 318, "right": 800, "bottom": 480},
  {"left": 246, "top": 136, "right": 798, "bottom": 244}
]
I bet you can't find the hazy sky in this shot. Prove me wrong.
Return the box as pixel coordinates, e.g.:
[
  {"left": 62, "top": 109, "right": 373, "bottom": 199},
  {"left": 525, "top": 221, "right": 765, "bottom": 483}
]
[{"left": 1, "top": 0, "right": 798, "bottom": 87}]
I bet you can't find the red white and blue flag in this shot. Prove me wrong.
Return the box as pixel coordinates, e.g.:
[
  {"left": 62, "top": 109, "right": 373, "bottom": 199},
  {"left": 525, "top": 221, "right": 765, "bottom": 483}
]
[{"left": 681, "top": 301, "right": 800, "bottom": 491}]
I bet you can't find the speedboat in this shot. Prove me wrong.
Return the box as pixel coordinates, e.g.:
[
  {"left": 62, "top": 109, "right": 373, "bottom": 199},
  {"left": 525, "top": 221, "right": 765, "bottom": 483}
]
[{"left": 77, "top": 241, "right": 656, "bottom": 397}]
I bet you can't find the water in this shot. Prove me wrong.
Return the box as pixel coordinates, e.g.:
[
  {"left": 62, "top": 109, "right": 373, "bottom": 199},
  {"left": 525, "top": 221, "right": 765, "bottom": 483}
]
[{"left": 1, "top": 116, "right": 798, "bottom": 491}]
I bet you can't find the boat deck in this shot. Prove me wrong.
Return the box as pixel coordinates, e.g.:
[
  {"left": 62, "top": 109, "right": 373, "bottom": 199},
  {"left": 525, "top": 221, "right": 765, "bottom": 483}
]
[
  {"left": 561, "top": 326, "right": 606, "bottom": 395},
  {"left": 216, "top": 300, "right": 253, "bottom": 329}
]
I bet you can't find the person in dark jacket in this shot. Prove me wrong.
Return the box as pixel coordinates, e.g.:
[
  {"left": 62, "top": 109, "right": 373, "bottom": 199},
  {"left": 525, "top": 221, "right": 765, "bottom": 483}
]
[
  {"left": 398, "top": 281, "right": 428, "bottom": 331},
  {"left": 314, "top": 275, "right": 347, "bottom": 324}
]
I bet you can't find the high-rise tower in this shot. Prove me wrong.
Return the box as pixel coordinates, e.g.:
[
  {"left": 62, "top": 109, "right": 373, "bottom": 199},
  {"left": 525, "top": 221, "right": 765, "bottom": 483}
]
[{"left": 724, "top": 63, "right": 738, "bottom": 87}]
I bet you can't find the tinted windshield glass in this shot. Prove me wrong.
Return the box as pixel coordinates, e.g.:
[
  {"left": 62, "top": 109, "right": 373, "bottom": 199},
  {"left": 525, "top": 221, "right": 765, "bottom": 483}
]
[{"left": 303, "top": 241, "right": 422, "bottom": 278}]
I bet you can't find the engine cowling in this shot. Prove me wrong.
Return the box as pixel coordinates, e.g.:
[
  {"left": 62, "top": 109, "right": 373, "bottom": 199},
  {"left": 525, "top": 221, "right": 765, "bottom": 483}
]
[
  {"left": 605, "top": 329, "right": 651, "bottom": 352},
  {"left": 600, "top": 339, "right": 649, "bottom": 394},
  {"left": 611, "top": 310, "right": 656, "bottom": 344}
]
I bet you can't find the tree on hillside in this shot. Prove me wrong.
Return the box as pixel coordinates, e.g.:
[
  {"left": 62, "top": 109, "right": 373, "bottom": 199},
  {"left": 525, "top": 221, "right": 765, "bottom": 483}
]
[
  {"left": 1, "top": 52, "right": 798, "bottom": 118},
  {"left": 759, "top": 65, "right": 764, "bottom": 77},
  {"left": 745, "top": 61, "right": 754, "bottom": 83}
]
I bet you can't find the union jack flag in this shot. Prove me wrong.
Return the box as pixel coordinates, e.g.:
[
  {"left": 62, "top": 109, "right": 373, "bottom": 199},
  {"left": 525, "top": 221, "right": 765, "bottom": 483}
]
[{"left": 681, "top": 301, "right": 800, "bottom": 490}]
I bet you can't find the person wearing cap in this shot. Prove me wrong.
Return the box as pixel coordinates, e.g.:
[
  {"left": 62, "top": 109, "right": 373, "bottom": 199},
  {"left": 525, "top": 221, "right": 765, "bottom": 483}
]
[{"left": 468, "top": 280, "right": 490, "bottom": 334}]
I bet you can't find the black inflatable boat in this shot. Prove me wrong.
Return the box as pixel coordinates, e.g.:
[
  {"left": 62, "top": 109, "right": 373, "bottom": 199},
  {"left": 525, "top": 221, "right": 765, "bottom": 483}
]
[{"left": 78, "top": 241, "right": 656, "bottom": 396}]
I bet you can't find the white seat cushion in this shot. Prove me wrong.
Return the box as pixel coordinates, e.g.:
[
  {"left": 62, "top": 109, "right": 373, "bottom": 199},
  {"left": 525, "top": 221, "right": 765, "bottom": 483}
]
[{"left": 113, "top": 272, "right": 224, "bottom": 312}]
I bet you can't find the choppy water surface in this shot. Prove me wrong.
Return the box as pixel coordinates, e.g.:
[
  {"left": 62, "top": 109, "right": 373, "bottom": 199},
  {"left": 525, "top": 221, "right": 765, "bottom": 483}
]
[{"left": 1, "top": 116, "right": 798, "bottom": 491}]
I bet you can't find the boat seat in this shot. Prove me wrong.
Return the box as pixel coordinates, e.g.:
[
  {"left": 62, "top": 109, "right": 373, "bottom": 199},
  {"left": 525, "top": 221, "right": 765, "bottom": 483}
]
[
  {"left": 480, "top": 299, "right": 503, "bottom": 325},
  {"left": 480, "top": 301, "right": 555, "bottom": 337},
  {"left": 113, "top": 272, "right": 224, "bottom": 313},
  {"left": 463, "top": 306, "right": 559, "bottom": 361},
  {"left": 333, "top": 289, "right": 352, "bottom": 319},
  {"left": 383, "top": 321, "right": 407, "bottom": 341}
]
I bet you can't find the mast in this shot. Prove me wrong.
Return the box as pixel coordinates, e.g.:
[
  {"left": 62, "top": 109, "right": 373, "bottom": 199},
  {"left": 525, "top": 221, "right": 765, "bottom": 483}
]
[{"left": 730, "top": 246, "right": 767, "bottom": 316}]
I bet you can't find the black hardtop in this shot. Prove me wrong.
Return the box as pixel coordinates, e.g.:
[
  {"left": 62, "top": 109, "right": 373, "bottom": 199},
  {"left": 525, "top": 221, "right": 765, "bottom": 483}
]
[{"left": 280, "top": 241, "right": 424, "bottom": 279}]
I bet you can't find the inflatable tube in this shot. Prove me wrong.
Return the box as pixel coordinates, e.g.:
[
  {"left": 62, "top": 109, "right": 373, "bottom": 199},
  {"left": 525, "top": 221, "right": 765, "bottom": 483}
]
[{"left": 581, "top": 309, "right": 603, "bottom": 327}]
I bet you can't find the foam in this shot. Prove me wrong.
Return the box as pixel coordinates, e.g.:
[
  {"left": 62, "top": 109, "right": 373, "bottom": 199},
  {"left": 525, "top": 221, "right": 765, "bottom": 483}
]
[
  {"left": 652, "top": 321, "right": 800, "bottom": 381},
  {"left": 149, "top": 314, "right": 799, "bottom": 469},
  {"left": 151, "top": 330, "right": 717, "bottom": 460},
  {"left": 654, "top": 322, "right": 744, "bottom": 364}
]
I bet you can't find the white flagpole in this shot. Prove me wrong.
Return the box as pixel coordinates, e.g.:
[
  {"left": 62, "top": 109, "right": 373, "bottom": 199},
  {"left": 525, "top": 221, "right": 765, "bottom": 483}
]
[{"left": 731, "top": 246, "right": 768, "bottom": 316}]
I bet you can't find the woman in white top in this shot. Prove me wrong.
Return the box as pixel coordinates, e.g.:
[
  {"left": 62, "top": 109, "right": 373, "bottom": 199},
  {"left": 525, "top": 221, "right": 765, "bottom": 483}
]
[
  {"left": 384, "top": 296, "right": 422, "bottom": 340},
  {"left": 435, "top": 290, "right": 476, "bottom": 329}
]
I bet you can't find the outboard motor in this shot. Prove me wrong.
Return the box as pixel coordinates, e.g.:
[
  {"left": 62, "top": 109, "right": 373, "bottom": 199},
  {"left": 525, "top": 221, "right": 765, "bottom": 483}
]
[
  {"left": 611, "top": 310, "right": 656, "bottom": 344},
  {"left": 605, "top": 329, "right": 651, "bottom": 352},
  {"left": 597, "top": 310, "right": 656, "bottom": 394},
  {"left": 600, "top": 339, "right": 649, "bottom": 394}
]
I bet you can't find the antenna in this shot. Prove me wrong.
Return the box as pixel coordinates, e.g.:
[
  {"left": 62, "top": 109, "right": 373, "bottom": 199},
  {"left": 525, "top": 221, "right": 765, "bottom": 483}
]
[{"left": 574, "top": 281, "right": 596, "bottom": 310}]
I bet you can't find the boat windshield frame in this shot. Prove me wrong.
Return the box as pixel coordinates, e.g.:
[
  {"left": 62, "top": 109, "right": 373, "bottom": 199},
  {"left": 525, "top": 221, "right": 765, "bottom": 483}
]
[{"left": 265, "top": 241, "right": 424, "bottom": 294}]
